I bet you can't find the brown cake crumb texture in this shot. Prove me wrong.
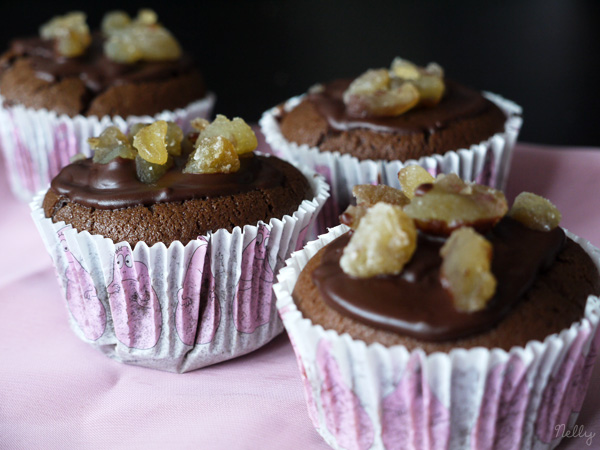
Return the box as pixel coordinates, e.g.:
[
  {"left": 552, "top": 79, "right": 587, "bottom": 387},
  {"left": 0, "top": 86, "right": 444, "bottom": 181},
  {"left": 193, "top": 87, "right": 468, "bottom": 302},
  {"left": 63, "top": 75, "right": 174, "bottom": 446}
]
[
  {"left": 0, "top": 52, "right": 206, "bottom": 117},
  {"left": 293, "top": 238, "right": 600, "bottom": 352},
  {"left": 43, "top": 158, "right": 312, "bottom": 247},
  {"left": 279, "top": 95, "right": 507, "bottom": 162}
]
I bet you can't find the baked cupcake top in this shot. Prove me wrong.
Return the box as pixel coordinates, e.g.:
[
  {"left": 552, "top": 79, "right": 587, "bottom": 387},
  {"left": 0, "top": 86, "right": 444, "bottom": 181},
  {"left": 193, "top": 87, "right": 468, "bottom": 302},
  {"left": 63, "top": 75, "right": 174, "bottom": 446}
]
[
  {"left": 0, "top": 10, "right": 206, "bottom": 117},
  {"left": 293, "top": 168, "right": 600, "bottom": 351},
  {"left": 43, "top": 116, "right": 312, "bottom": 246},
  {"left": 278, "top": 58, "right": 509, "bottom": 161}
]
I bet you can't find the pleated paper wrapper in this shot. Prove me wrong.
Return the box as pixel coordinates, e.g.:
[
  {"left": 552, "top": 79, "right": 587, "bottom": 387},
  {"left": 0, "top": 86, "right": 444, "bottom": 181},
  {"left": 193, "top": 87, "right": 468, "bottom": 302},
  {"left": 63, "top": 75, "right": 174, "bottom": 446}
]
[
  {"left": 0, "top": 92, "right": 215, "bottom": 201},
  {"left": 274, "top": 225, "right": 600, "bottom": 450},
  {"left": 30, "top": 163, "right": 328, "bottom": 373},
  {"left": 260, "top": 93, "right": 522, "bottom": 237}
]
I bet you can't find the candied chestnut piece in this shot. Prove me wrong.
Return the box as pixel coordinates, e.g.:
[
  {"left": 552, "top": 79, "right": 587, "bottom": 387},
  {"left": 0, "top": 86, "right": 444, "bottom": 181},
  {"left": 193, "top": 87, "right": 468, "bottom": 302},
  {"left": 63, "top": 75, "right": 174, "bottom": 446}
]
[
  {"left": 89, "top": 126, "right": 136, "bottom": 164},
  {"left": 340, "top": 203, "right": 417, "bottom": 278},
  {"left": 341, "top": 184, "right": 409, "bottom": 229},
  {"left": 404, "top": 173, "right": 508, "bottom": 235},
  {"left": 133, "top": 120, "right": 169, "bottom": 165},
  {"left": 40, "top": 11, "right": 91, "bottom": 58},
  {"left": 184, "top": 136, "right": 240, "bottom": 174},
  {"left": 103, "top": 9, "right": 182, "bottom": 63},
  {"left": 509, "top": 192, "right": 561, "bottom": 231},
  {"left": 196, "top": 115, "right": 258, "bottom": 155},
  {"left": 440, "top": 227, "right": 496, "bottom": 312},
  {"left": 398, "top": 165, "right": 435, "bottom": 199}
]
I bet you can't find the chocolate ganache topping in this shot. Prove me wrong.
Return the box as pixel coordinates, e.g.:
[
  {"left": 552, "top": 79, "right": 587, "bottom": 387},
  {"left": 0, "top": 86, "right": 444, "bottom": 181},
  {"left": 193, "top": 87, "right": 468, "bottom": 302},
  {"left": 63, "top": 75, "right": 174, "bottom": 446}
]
[
  {"left": 50, "top": 154, "right": 286, "bottom": 209},
  {"left": 8, "top": 34, "right": 195, "bottom": 93},
  {"left": 311, "top": 218, "right": 566, "bottom": 341},
  {"left": 308, "top": 79, "right": 497, "bottom": 135}
]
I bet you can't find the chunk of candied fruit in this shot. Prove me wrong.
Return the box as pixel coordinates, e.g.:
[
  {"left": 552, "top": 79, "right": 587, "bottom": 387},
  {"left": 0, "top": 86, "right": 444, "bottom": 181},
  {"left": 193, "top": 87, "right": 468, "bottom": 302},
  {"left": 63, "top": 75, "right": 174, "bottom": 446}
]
[
  {"left": 343, "top": 58, "right": 445, "bottom": 117},
  {"left": 345, "top": 69, "right": 390, "bottom": 95},
  {"left": 190, "top": 118, "right": 210, "bottom": 132},
  {"left": 339, "top": 205, "right": 368, "bottom": 229},
  {"left": 409, "top": 74, "right": 445, "bottom": 107},
  {"left": 340, "top": 203, "right": 417, "bottom": 278},
  {"left": 101, "top": 11, "right": 131, "bottom": 34},
  {"left": 390, "top": 59, "right": 445, "bottom": 106},
  {"left": 165, "top": 121, "right": 183, "bottom": 156},
  {"left": 344, "top": 69, "right": 420, "bottom": 118},
  {"left": 404, "top": 173, "right": 508, "bottom": 235},
  {"left": 89, "top": 126, "right": 136, "bottom": 164},
  {"left": 196, "top": 115, "right": 258, "bottom": 155},
  {"left": 440, "top": 227, "right": 496, "bottom": 312},
  {"left": 341, "top": 184, "right": 410, "bottom": 229},
  {"left": 135, "top": 154, "right": 173, "bottom": 184},
  {"left": 353, "top": 184, "right": 409, "bottom": 208},
  {"left": 398, "top": 165, "right": 435, "bottom": 199},
  {"left": 39, "top": 11, "right": 91, "bottom": 58},
  {"left": 509, "top": 192, "right": 561, "bottom": 231},
  {"left": 389, "top": 58, "right": 421, "bottom": 80},
  {"left": 132, "top": 120, "right": 169, "bottom": 165},
  {"left": 103, "top": 9, "right": 182, "bottom": 63},
  {"left": 184, "top": 136, "right": 241, "bottom": 174},
  {"left": 136, "top": 8, "right": 158, "bottom": 25}
]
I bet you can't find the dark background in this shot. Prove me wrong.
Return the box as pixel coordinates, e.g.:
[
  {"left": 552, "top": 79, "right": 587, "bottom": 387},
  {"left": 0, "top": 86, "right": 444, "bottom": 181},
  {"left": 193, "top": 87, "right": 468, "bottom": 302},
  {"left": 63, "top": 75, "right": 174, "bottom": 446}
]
[{"left": 1, "top": 0, "right": 599, "bottom": 146}]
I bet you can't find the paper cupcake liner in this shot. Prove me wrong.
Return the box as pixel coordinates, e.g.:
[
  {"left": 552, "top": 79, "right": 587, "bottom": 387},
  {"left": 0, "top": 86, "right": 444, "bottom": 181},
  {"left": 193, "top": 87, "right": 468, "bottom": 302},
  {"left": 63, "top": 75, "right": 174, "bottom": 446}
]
[
  {"left": 29, "top": 163, "right": 328, "bottom": 373},
  {"left": 0, "top": 92, "right": 216, "bottom": 202},
  {"left": 274, "top": 225, "right": 600, "bottom": 450},
  {"left": 260, "top": 93, "right": 522, "bottom": 237}
]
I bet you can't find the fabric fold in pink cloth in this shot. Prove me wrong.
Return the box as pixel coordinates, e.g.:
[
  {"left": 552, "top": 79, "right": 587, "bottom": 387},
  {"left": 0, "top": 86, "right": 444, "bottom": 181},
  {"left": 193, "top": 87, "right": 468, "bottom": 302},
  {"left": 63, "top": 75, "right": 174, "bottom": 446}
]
[{"left": 1, "top": 140, "right": 599, "bottom": 449}]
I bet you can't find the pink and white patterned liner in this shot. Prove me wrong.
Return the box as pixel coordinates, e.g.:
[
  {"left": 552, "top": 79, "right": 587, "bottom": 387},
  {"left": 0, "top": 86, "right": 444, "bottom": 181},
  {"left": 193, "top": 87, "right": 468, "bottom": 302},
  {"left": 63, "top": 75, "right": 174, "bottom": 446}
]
[
  {"left": 30, "top": 161, "right": 328, "bottom": 373},
  {"left": 260, "top": 93, "right": 522, "bottom": 238},
  {"left": 274, "top": 225, "right": 600, "bottom": 450},
  {"left": 0, "top": 92, "right": 216, "bottom": 202}
]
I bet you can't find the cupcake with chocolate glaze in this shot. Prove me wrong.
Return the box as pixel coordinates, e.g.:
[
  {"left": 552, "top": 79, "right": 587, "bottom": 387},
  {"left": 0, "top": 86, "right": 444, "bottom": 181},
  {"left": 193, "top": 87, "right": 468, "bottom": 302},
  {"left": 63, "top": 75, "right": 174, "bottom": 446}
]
[
  {"left": 31, "top": 115, "right": 328, "bottom": 372},
  {"left": 260, "top": 58, "right": 522, "bottom": 236},
  {"left": 0, "top": 10, "right": 214, "bottom": 201},
  {"left": 274, "top": 167, "right": 600, "bottom": 450}
]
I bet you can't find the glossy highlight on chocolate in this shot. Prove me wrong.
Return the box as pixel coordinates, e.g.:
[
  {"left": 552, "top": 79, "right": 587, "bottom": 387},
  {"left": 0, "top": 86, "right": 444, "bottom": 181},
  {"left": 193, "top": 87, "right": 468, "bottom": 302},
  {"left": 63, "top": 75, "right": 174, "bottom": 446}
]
[
  {"left": 50, "top": 154, "right": 286, "bottom": 209},
  {"left": 311, "top": 218, "right": 566, "bottom": 341}
]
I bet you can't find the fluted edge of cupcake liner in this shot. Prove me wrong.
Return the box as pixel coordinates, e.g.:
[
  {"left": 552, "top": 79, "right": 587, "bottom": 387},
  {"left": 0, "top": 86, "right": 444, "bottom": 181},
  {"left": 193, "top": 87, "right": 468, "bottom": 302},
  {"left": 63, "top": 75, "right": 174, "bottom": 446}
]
[{"left": 274, "top": 225, "right": 600, "bottom": 450}]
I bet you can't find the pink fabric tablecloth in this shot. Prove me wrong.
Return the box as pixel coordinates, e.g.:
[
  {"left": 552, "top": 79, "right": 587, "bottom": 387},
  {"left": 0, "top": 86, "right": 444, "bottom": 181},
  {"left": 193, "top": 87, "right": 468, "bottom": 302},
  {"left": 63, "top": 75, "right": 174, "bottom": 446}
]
[{"left": 1, "top": 142, "right": 599, "bottom": 449}]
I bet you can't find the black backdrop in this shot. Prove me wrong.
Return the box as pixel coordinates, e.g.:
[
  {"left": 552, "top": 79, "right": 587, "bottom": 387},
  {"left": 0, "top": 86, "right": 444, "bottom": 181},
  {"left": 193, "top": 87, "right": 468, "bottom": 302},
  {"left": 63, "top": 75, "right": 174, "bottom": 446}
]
[{"left": 1, "top": 0, "right": 599, "bottom": 146}]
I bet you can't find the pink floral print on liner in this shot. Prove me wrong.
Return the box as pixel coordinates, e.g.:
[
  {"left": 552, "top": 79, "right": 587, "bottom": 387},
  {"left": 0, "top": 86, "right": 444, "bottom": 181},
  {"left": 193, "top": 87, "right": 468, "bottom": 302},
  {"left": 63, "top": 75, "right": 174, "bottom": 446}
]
[
  {"left": 58, "top": 228, "right": 106, "bottom": 341},
  {"left": 175, "top": 237, "right": 221, "bottom": 346},
  {"left": 233, "top": 225, "right": 276, "bottom": 334},
  {"left": 381, "top": 354, "right": 450, "bottom": 450},
  {"left": 106, "top": 246, "right": 162, "bottom": 350},
  {"left": 536, "top": 323, "right": 600, "bottom": 444},
  {"left": 317, "top": 339, "right": 374, "bottom": 450}
]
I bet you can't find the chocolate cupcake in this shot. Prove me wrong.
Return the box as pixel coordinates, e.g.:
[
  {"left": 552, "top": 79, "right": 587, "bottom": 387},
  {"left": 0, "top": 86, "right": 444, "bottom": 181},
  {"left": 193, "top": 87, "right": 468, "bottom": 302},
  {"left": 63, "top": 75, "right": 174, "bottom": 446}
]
[
  {"left": 261, "top": 58, "right": 522, "bottom": 236},
  {"left": 31, "top": 116, "right": 328, "bottom": 372},
  {"left": 274, "top": 168, "right": 600, "bottom": 450},
  {"left": 0, "top": 10, "right": 214, "bottom": 201}
]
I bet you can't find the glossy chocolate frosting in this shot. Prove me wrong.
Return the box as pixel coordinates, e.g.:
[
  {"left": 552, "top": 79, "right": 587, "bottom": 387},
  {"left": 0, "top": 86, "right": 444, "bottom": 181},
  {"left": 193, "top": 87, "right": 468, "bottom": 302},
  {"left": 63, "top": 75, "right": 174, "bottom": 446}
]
[
  {"left": 308, "top": 79, "right": 497, "bottom": 134},
  {"left": 9, "top": 34, "right": 194, "bottom": 93},
  {"left": 312, "top": 218, "right": 566, "bottom": 341},
  {"left": 50, "top": 154, "right": 286, "bottom": 209}
]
